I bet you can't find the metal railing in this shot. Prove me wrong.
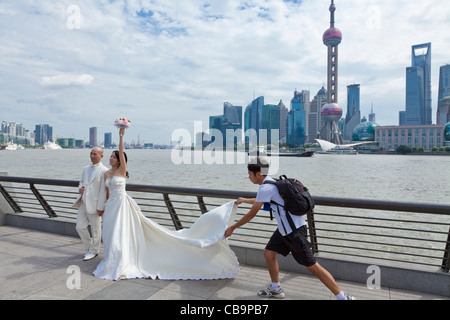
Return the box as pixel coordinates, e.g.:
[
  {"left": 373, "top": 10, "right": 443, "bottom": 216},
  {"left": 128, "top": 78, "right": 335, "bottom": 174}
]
[{"left": 1, "top": 175, "right": 449, "bottom": 273}]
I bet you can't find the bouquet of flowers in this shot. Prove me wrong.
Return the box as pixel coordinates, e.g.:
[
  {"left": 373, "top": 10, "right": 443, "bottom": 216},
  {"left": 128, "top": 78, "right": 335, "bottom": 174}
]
[{"left": 114, "top": 118, "right": 131, "bottom": 129}]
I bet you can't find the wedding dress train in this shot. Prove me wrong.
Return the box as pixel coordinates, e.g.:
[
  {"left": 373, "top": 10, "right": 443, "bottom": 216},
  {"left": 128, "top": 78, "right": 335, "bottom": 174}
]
[{"left": 93, "top": 176, "right": 240, "bottom": 281}]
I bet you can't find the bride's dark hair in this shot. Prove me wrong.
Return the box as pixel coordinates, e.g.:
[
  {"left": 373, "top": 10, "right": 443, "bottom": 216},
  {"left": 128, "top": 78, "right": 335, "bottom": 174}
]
[{"left": 113, "top": 150, "right": 129, "bottom": 178}]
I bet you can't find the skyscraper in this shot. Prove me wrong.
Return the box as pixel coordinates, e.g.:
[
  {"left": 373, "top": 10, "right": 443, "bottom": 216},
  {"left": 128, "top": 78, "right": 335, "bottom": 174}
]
[
  {"left": 104, "top": 132, "right": 112, "bottom": 148},
  {"left": 287, "top": 90, "right": 309, "bottom": 147},
  {"left": 437, "top": 64, "right": 450, "bottom": 125},
  {"left": 309, "top": 86, "right": 327, "bottom": 143},
  {"left": 278, "top": 100, "right": 288, "bottom": 143},
  {"left": 35, "top": 124, "right": 53, "bottom": 145},
  {"left": 244, "top": 96, "right": 282, "bottom": 147},
  {"left": 320, "top": 0, "right": 344, "bottom": 145},
  {"left": 89, "top": 127, "right": 97, "bottom": 147},
  {"left": 369, "top": 104, "right": 376, "bottom": 123},
  {"left": 403, "top": 43, "right": 432, "bottom": 126},
  {"left": 244, "top": 96, "right": 264, "bottom": 147},
  {"left": 344, "top": 84, "right": 361, "bottom": 141},
  {"left": 209, "top": 102, "right": 242, "bottom": 148}
]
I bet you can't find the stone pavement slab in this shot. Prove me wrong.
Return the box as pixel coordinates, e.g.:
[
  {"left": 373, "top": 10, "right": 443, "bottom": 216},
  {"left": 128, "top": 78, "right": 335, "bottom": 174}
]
[{"left": 0, "top": 226, "right": 448, "bottom": 301}]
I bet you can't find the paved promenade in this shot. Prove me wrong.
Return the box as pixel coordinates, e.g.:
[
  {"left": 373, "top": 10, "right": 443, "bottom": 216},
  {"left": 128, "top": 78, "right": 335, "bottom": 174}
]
[{"left": 0, "top": 225, "right": 448, "bottom": 301}]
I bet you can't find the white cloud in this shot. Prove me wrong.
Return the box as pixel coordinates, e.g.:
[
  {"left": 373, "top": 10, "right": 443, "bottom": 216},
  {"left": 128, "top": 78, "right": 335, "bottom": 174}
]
[
  {"left": 40, "top": 74, "right": 95, "bottom": 88},
  {"left": 0, "top": 0, "right": 449, "bottom": 144}
]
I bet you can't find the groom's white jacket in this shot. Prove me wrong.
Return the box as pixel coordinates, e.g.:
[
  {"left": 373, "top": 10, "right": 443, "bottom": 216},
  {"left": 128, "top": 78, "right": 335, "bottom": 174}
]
[{"left": 73, "top": 163, "right": 108, "bottom": 214}]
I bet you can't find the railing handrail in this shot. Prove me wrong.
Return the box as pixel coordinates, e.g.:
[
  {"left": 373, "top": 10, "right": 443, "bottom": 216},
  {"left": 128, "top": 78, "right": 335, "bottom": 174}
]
[
  {"left": 1, "top": 175, "right": 449, "bottom": 214},
  {"left": 1, "top": 175, "right": 449, "bottom": 273}
]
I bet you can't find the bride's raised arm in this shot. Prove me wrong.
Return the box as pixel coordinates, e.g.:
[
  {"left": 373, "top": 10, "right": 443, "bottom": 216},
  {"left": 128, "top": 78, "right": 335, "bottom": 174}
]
[{"left": 118, "top": 127, "right": 127, "bottom": 178}]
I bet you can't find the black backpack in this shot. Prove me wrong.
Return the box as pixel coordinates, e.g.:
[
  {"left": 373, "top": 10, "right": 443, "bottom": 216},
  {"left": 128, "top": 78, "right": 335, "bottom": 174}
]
[{"left": 263, "top": 175, "right": 315, "bottom": 218}]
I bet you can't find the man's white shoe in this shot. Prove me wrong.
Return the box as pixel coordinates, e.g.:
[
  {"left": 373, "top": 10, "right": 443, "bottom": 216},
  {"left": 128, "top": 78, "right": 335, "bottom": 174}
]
[{"left": 83, "top": 252, "right": 98, "bottom": 261}]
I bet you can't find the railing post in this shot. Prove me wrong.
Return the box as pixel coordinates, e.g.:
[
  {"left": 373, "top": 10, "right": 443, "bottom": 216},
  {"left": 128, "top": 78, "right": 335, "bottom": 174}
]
[
  {"left": 307, "top": 210, "right": 319, "bottom": 254},
  {"left": 30, "top": 184, "right": 57, "bottom": 218},
  {"left": 442, "top": 227, "right": 450, "bottom": 273},
  {"left": 197, "top": 196, "right": 208, "bottom": 214},
  {"left": 163, "top": 193, "right": 183, "bottom": 230},
  {"left": 0, "top": 184, "right": 23, "bottom": 213}
]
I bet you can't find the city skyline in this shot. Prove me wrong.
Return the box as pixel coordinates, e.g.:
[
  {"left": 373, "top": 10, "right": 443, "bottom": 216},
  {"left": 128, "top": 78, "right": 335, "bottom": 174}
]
[{"left": 1, "top": 1, "right": 450, "bottom": 144}]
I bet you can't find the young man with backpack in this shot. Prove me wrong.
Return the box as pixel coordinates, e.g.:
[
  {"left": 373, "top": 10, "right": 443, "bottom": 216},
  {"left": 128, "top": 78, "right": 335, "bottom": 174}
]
[{"left": 224, "top": 158, "right": 355, "bottom": 300}]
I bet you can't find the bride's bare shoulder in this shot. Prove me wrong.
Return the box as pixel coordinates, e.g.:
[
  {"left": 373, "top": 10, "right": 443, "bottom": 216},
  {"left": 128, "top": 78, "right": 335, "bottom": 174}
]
[{"left": 104, "top": 170, "right": 113, "bottom": 179}]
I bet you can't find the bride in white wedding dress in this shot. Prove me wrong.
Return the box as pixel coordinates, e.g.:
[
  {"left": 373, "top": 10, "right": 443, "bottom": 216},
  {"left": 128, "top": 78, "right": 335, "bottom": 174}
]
[{"left": 93, "top": 128, "right": 239, "bottom": 281}]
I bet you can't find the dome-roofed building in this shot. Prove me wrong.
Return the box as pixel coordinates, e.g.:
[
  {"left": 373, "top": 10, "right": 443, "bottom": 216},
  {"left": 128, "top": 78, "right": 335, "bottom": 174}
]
[
  {"left": 444, "top": 122, "right": 450, "bottom": 146},
  {"left": 353, "top": 121, "right": 379, "bottom": 141}
]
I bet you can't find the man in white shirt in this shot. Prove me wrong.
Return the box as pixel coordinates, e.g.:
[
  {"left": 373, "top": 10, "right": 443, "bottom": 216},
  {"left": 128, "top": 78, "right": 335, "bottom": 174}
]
[
  {"left": 225, "top": 157, "right": 355, "bottom": 300},
  {"left": 73, "top": 147, "right": 108, "bottom": 261}
]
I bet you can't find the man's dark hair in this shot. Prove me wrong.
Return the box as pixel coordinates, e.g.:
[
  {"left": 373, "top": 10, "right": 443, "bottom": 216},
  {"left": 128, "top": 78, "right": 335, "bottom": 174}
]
[{"left": 248, "top": 157, "right": 270, "bottom": 176}]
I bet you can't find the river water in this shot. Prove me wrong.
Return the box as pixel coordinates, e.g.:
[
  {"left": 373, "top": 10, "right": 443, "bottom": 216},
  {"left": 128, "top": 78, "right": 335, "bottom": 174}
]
[{"left": 1, "top": 149, "right": 449, "bottom": 205}]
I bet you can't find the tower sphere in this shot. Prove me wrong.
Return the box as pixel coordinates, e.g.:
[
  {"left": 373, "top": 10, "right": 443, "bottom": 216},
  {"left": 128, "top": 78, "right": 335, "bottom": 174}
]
[
  {"left": 323, "top": 28, "right": 342, "bottom": 46},
  {"left": 321, "top": 102, "right": 343, "bottom": 122}
]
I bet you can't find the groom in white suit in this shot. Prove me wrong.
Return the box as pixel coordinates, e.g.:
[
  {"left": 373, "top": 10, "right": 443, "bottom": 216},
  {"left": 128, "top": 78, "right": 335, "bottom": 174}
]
[{"left": 73, "top": 147, "right": 108, "bottom": 261}]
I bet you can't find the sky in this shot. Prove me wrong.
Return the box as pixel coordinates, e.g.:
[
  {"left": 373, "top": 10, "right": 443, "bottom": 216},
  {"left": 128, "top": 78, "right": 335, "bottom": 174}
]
[{"left": 1, "top": 0, "right": 449, "bottom": 145}]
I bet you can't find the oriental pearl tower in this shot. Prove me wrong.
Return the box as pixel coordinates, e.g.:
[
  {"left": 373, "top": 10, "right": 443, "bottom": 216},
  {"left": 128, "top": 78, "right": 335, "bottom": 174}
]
[{"left": 320, "top": 0, "right": 344, "bottom": 145}]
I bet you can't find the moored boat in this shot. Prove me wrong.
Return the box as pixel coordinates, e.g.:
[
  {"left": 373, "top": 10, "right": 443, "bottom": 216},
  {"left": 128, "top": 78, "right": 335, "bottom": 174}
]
[{"left": 44, "top": 141, "right": 62, "bottom": 150}]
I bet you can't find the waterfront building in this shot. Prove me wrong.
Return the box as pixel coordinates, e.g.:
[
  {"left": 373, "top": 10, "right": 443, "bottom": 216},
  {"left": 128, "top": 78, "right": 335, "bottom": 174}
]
[
  {"left": 287, "top": 90, "right": 309, "bottom": 147},
  {"left": 89, "top": 127, "right": 97, "bottom": 147},
  {"left": 244, "top": 96, "right": 263, "bottom": 147},
  {"left": 375, "top": 124, "right": 446, "bottom": 151},
  {"left": 35, "top": 124, "right": 53, "bottom": 145},
  {"left": 437, "top": 65, "right": 450, "bottom": 125},
  {"left": 266, "top": 104, "right": 281, "bottom": 141},
  {"left": 278, "top": 100, "right": 288, "bottom": 144},
  {"left": 2, "top": 122, "right": 25, "bottom": 137},
  {"left": 57, "top": 138, "right": 69, "bottom": 148},
  {"left": 401, "top": 43, "right": 432, "bottom": 126},
  {"left": 1, "top": 121, "right": 7, "bottom": 134},
  {"left": 353, "top": 120, "right": 379, "bottom": 142},
  {"left": 437, "top": 96, "right": 450, "bottom": 126},
  {"left": 244, "top": 96, "right": 284, "bottom": 147},
  {"left": 309, "top": 86, "right": 327, "bottom": 144},
  {"left": 209, "top": 102, "right": 242, "bottom": 148},
  {"left": 369, "top": 104, "right": 376, "bottom": 123},
  {"left": 320, "top": 0, "right": 344, "bottom": 145},
  {"left": 344, "top": 84, "right": 361, "bottom": 141},
  {"left": 75, "top": 140, "right": 84, "bottom": 148},
  {"left": 445, "top": 123, "right": 450, "bottom": 147},
  {"left": 104, "top": 132, "right": 112, "bottom": 148}
]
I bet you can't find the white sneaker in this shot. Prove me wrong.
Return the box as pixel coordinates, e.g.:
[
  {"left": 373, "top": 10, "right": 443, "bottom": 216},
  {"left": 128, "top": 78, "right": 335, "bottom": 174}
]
[
  {"left": 257, "top": 286, "right": 286, "bottom": 299},
  {"left": 83, "top": 252, "right": 98, "bottom": 261}
]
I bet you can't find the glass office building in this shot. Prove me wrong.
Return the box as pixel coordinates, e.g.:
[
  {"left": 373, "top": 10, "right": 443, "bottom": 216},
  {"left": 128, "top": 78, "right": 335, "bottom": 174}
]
[
  {"left": 287, "top": 90, "right": 308, "bottom": 147},
  {"left": 35, "top": 124, "right": 53, "bottom": 145},
  {"left": 405, "top": 66, "right": 425, "bottom": 125},
  {"left": 403, "top": 43, "right": 432, "bottom": 126},
  {"left": 209, "top": 102, "right": 242, "bottom": 148},
  {"left": 437, "top": 64, "right": 450, "bottom": 125},
  {"left": 244, "top": 96, "right": 282, "bottom": 147},
  {"left": 244, "top": 96, "right": 264, "bottom": 147},
  {"left": 346, "top": 84, "right": 360, "bottom": 120},
  {"left": 344, "top": 84, "right": 361, "bottom": 141}
]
